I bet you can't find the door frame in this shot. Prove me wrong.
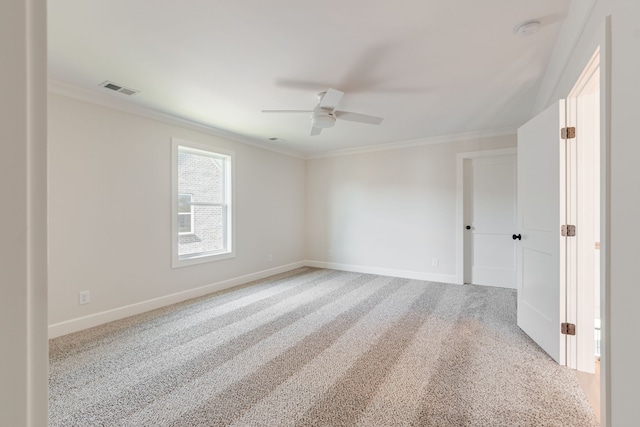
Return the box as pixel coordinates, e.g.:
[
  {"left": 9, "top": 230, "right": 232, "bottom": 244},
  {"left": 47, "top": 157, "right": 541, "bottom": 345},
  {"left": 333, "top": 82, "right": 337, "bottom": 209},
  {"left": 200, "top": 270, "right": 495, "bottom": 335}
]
[
  {"left": 455, "top": 147, "right": 517, "bottom": 285},
  {"left": 566, "top": 47, "right": 601, "bottom": 373}
]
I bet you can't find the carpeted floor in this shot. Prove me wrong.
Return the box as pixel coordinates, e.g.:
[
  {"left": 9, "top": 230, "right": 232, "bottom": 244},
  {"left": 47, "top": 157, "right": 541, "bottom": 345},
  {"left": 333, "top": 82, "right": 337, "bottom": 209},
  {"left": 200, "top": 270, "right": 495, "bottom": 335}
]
[{"left": 49, "top": 268, "right": 599, "bottom": 426}]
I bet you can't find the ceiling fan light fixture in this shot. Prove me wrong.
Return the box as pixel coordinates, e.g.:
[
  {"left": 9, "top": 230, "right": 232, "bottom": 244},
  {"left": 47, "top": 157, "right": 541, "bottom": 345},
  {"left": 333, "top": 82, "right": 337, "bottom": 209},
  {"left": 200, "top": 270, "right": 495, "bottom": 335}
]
[{"left": 311, "top": 112, "right": 336, "bottom": 129}]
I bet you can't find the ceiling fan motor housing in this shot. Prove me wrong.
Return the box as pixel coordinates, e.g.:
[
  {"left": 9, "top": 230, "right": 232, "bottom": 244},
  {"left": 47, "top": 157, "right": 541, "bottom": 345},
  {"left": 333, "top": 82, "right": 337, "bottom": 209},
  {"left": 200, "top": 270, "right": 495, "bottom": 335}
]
[{"left": 311, "top": 110, "right": 336, "bottom": 128}]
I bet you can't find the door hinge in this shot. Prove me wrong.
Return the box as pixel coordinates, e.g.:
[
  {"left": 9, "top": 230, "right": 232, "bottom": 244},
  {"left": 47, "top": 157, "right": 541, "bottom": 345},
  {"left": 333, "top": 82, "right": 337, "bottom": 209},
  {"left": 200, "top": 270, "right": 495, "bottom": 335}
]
[
  {"left": 561, "top": 224, "right": 576, "bottom": 237},
  {"left": 561, "top": 322, "right": 576, "bottom": 336},
  {"left": 561, "top": 127, "right": 576, "bottom": 139}
]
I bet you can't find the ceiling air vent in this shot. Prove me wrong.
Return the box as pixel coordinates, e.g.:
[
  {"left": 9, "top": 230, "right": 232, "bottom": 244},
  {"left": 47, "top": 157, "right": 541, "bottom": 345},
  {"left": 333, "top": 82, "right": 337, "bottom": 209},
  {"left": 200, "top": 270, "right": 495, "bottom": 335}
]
[{"left": 100, "top": 81, "right": 139, "bottom": 96}]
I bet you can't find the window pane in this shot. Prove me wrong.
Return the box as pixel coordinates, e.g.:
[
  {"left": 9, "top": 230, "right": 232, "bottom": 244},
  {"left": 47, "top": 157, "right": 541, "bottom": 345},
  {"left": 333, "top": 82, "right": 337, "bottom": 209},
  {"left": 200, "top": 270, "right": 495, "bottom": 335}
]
[
  {"left": 178, "top": 194, "right": 192, "bottom": 213},
  {"left": 177, "top": 213, "right": 192, "bottom": 234},
  {"left": 178, "top": 205, "right": 225, "bottom": 257},
  {"left": 178, "top": 151, "right": 224, "bottom": 204}
]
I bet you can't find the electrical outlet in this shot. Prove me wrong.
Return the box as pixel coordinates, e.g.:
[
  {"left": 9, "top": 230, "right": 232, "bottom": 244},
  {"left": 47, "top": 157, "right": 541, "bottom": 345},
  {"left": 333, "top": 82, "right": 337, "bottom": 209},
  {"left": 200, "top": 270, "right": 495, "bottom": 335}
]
[
  {"left": 79, "top": 290, "right": 90, "bottom": 305},
  {"left": 432, "top": 258, "right": 439, "bottom": 267},
  {"left": 267, "top": 254, "right": 273, "bottom": 263}
]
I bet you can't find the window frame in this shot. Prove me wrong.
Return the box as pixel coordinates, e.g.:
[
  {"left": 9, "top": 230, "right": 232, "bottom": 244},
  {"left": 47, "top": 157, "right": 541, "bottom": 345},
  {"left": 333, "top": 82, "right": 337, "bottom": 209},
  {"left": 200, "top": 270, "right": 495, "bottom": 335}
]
[{"left": 171, "top": 138, "right": 235, "bottom": 268}]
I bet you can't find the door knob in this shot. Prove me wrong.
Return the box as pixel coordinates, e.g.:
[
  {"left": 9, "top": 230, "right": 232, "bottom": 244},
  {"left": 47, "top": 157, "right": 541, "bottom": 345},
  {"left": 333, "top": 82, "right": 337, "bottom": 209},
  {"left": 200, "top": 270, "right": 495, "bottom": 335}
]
[
  {"left": 466, "top": 225, "right": 471, "bottom": 230},
  {"left": 512, "top": 234, "right": 522, "bottom": 240}
]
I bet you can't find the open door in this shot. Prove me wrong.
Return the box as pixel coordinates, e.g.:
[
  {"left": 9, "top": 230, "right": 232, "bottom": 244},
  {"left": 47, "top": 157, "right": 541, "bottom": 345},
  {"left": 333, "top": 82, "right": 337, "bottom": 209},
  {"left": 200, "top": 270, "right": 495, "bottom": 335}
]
[{"left": 516, "top": 101, "right": 564, "bottom": 364}]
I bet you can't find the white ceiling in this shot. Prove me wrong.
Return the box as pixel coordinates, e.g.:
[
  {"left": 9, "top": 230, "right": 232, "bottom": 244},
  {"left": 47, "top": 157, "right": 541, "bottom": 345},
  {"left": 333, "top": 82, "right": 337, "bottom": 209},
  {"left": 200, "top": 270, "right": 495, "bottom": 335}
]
[{"left": 48, "top": 0, "right": 572, "bottom": 157}]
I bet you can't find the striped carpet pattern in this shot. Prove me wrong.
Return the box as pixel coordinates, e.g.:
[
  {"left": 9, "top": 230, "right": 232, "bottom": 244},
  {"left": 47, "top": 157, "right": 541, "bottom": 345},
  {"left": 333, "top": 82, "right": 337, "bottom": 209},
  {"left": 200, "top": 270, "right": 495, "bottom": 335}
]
[{"left": 49, "top": 268, "right": 598, "bottom": 426}]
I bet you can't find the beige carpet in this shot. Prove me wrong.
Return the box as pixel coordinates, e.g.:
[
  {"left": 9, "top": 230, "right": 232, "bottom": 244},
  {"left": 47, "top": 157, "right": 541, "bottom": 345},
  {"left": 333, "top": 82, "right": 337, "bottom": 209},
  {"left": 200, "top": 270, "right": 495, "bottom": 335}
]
[{"left": 49, "top": 268, "right": 599, "bottom": 426}]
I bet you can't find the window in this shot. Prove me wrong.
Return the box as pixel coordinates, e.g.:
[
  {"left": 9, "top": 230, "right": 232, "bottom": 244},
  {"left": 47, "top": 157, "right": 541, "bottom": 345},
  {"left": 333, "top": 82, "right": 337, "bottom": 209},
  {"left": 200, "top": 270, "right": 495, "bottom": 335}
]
[{"left": 172, "top": 139, "right": 234, "bottom": 267}]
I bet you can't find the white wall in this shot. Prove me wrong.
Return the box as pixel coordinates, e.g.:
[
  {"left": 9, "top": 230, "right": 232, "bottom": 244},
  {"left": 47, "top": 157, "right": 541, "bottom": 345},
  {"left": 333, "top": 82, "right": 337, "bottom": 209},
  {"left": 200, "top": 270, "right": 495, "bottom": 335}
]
[
  {"left": 0, "top": 0, "right": 48, "bottom": 425},
  {"left": 48, "top": 93, "right": 306, "bottom": 336},
  {"left": 306, "top": 134, "right": 516, "bottom": 282},
  {"left": 533, "top": 0, "right": 640, "bottom": 424},
  {"left": 604, "top": 2, "right": 640, "bottom": 425}
]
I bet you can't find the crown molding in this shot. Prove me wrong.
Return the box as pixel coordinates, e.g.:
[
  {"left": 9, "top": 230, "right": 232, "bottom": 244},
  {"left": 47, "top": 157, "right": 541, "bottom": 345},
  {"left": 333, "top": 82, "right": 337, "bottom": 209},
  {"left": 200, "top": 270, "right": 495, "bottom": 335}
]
[
  {"left": 304, "top": 128, "right": 517, "bottom": 159},
  {"left": 48, "top": 80, "right": 516, "bottom": 162},
  {"left": 47, "top": 79, "right": 305, "bottom": 160}
]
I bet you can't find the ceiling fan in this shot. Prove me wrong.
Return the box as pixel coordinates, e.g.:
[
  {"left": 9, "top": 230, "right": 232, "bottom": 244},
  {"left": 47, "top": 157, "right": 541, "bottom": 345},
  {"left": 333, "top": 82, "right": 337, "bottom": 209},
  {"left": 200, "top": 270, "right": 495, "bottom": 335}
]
[{"left": 262, "top": 88, "right": 383, "bottom": 136}]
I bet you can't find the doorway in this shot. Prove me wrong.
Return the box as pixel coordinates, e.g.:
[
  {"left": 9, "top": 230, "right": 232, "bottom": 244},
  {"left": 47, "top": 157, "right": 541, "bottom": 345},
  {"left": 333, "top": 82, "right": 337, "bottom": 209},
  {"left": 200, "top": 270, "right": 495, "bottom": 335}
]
[
  {"left": 516, "top": 47, "right": 603, "bottom": 419},
  {"left": 456, "top": 148, "right": 517, "bottom": 287}
]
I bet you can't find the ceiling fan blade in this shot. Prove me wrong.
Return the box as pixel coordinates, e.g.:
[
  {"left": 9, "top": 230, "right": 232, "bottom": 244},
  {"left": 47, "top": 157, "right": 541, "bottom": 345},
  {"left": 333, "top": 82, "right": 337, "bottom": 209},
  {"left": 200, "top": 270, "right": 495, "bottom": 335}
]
[
  {"left": 319, "top": 88, "right": 344, "bottom": 111},
  {"left": 262, "top": 109, "right": 313, "bottom": 113},
  {"left": 310, "top": 126, "right": 322, "bottom": 136},
  {"left": 334, "top": 110, "right": 383, "bottom": 125}
]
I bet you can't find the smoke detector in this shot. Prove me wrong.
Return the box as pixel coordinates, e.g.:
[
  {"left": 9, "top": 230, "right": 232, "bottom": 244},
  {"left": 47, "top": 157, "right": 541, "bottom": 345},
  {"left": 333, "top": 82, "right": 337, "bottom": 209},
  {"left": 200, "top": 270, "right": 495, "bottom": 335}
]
[{"left": 515, "top": 20, "right": 541, "bottom": 36}]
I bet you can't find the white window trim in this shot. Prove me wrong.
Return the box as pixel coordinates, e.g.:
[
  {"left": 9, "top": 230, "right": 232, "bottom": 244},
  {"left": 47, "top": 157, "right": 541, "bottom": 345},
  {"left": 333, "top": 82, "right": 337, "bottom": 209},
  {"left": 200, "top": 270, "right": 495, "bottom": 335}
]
[{"left": 171, "top": 138, "right": 235, "bottom": 268}]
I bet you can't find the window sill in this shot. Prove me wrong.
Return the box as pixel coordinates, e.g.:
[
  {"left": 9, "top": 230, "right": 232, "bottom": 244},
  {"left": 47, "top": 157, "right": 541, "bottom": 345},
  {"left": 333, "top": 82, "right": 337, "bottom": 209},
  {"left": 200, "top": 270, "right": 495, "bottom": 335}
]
[{"left": 172, "top": 250, "right": 235, "bottom": 268}]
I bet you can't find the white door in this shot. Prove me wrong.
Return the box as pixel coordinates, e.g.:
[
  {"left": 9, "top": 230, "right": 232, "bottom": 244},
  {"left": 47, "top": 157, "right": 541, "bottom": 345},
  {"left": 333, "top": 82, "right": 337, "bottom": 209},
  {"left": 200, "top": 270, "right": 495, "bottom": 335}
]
[
  {"left": 517, "top": 101, "right": 564, "bottom": 364},
  {"left": 464, "top": 155, "right": 517, "bottom": 288}
]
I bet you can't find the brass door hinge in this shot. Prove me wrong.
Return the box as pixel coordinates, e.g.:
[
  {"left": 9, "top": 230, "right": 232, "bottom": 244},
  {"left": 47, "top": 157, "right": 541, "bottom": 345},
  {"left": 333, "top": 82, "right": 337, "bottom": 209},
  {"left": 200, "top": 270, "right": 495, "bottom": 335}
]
[
  {"left": 561, "top": 127, "right": 576, "bottom": 139},
  {"left": 561, "top": 323, "right": 576, "bottom": 336},
  {"left": 561, "top": 225, "right": 576, "bottom": 237}
]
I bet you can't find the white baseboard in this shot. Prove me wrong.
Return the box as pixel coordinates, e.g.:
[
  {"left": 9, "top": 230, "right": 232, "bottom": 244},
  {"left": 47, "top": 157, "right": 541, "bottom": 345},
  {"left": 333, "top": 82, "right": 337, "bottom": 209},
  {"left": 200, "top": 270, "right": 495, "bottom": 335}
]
[
  {"left": 305, "top": 260, "right": 459, "bottom": 284},
  {"left": 48, "top": 260, "right": 459, "bottom": 339},
  {"left": 48, "top": 261, "right": 305, "bottom": 339}
]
